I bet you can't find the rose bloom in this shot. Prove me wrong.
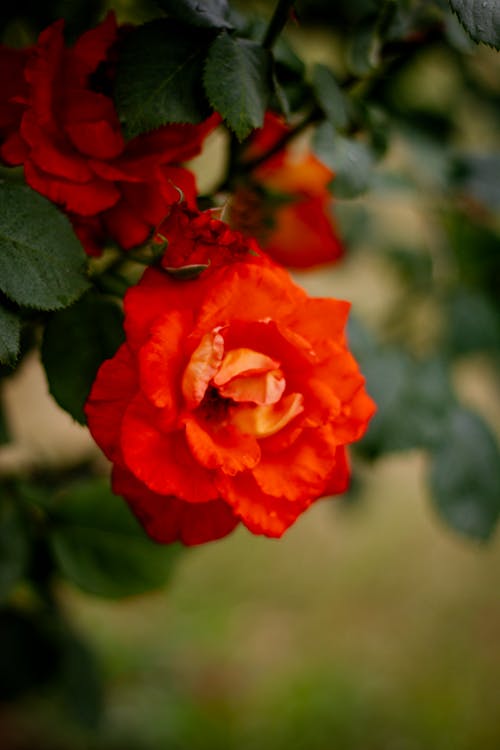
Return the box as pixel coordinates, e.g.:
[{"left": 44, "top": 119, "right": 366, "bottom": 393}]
[
  {"left": 85, "top": 209, "right": 375, "bottom": 545},
  {"left": 0, "top": 13, "right": 215, "bottom": 256},
  {"left": 231, "top": 112, "right": 344, "bottom": 269}
]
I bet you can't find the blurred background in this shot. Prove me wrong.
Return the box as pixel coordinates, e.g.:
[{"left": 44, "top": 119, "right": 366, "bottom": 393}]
[{"left": 0, "top": 0, "right": 499, "bottom": 747}]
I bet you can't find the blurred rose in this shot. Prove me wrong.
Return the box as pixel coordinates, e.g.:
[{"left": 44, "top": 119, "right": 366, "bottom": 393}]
[{"left": 231, "top": 112, "right": 344, "bottom": 269}]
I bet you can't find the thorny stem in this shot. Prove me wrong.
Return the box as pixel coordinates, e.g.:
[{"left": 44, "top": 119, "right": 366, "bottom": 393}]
[
  {"left": 262, "top": 0, "right": 296, "bottom": 50},
  {"left": 217, "top": 16, "right": 445, "bottom": 193},
  {"left": 240, "top": 106, "right": 323, "bottom": 174}
]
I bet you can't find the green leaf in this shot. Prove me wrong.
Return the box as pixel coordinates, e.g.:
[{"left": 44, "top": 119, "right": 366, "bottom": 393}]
[
  {"left": 449, "top": 0, "right": 500, "bottom": 49},
  {"left": 204, "top": 32, "right": 271, "bottom": 141},
  {"left": 42, "top": 291, "right": 124, "bottom": 424},
  {"left": 451, "top": 154, "right": 500, "bottom": 212},
  {"left": 347, "top": 25, "right": 379, "bottom": 76},
  {"left": 349, "top": 323, "right": 456, "bottom": 458},
  {"left": 313, "top": 122, "right": 374, "bottom": 198},
  {"left": 50, "top": 479, "right": 182, "bottom": 598},
  {"left": 430, "top": 408, "right": 500, "bottom": 540},
  {"left": 156, "top": 0, "right": 233, "bottom": 29},
  {"left": 445, "top": 288, "right": 500, "bottom": 357},
  {"left": 0, "top": 304, "right": 21, "bottom": 366},
  {"left": 0, "top": 608, "right": 60, "bottom": 700},
  {"left": 0, "top": 184, "right": 88, "bottom": 311},
  {"left": 0, "top": 499, "right": 28, "bottom": 601},
  {"left": 442, "top": 209, "right": 500, "bottom": 302},
  {"left": 0, "top": 401, "right": 10, "bottom": 445},
  {"left": 115, "top": 20, "right": 212, "bottom": 138},
  {"left": 312, "top": 64, "right": 349, "bottom": 130},
  {"left": 59, "top": 629, "right": 103, "bottom": 729}
]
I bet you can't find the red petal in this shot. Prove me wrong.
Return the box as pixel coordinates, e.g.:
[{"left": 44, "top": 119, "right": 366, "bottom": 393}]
[
  {"left": 103, "top": 198, "right": 152, "bottom": 249},
  {"left": 252, "top": 424, "right": 340, "bottom": 502},
  {"left": 193, "top": 264, "right": 305, "bottom": 342},
  {"left": 184, "top": 417, "right": 260, "bottom": 476},
  {"left": 0, "top": 46, "right": 30, "bottom": 137},
  {"left": 139, "top": 310, "right": 191, "bottom": 414},
  {"left": 120, "top": 393, "right": 218, "bottom": 502},
  {"left": 323, "top": 446, "right": 350, "bottom": 496},
  {"left": 119, "top": 115, "right": 219, "bottom": 170},
  {"left": 65, "top": 118, "right": 124, "bottom": 160},
  {"left": 84, "top": 343, "right": 138, "bottom": 463},
  {"left": 24, "top": 159, "right": 119, "bottom": 215},
  {"left": 218, "top": 471, "right": 312, "bottom": 538},
  {"left": 62, "top": 89, "right": 123, "bottom": 159},
  {"left": 70, "top": 214, "right": 107, "bottom": 257},
  {"left": 123, "top": 267, "right": 209, "bottom": 351},
  {"left": 0, "top": 132, "right": 29, "bottom": 164},
  {"left": 24, "top": 21, "right": 65, "bottom": 122},
  {"left": 286, "top": 298, "right": 350, "bottom": 356},
  {"left": 70, "top": 11, "right": 118, "bottom": 84},
  {"left": 263, "top": 197, "right": 345, "bottom": 269},
  {"left": 112, "top": 464, "right": 238, "bottom": 545},
  {"left": 21, "top": 112, "right": 93, "bottom": 182}
]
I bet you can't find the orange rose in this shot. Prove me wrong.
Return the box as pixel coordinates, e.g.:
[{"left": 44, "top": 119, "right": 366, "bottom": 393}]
[
  {"left": 231, "top": 112, "right": 344, "bottom": 269},
  {"left": 85, "top": 211, "right": 374, "bottom": 545}
]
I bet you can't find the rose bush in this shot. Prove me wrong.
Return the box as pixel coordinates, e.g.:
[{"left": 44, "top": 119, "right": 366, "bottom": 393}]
[
  {"left": 85, "top": 209, "right": 375, "bottom": 545},
  {"left": 0, "top": 13, "right": 216, "bottom": 256},
  {"left": 231, "top": 112, "right": 344, "bottom": 269}
]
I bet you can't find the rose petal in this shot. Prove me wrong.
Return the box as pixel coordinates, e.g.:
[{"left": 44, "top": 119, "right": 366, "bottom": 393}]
[
  {"left": 112, "top": 464, "right": 238, "bottom": 546},
  {"left": 182, "top": 329, "right": 225, "bottom": 410},
  {"left": 120, "top": 393, "right": 218, "bottom": 503},
  {"left": 184, "top": 417, "right": 260, "bottom": 476},
  {"left": 213, "top": 348, "right": 280, "bottom": 386},
  {"left": 70, "top": 11, "right": 118, "bottom": 84},
  {"left": 85, "top": 343, "right": 138, "bottom": 463},
  {"left": 24, "top": 159, "right": 120, "bottom": 215},
  {"left": 218, "top": 369, "right": 285, "bottom": 405},
  {"left": 139, "top": 310, "right": 191, "bottom": 416},
  {"left": 193, "top": 263, "right": 305, "bottom": 338},
  {"left": 218, "top": 471, "right": 312, "bottom": 538},
  {"left": 231, "top": 392, "right": 304, "bottom": 439},
  {"left": 252, "top": 424, "right": 338, "bottom": 502}
]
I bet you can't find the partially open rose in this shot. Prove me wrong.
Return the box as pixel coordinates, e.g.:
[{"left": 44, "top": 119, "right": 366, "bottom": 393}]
[
  {"left": 231, "top": 112, "right": 344, "bottom": 269},
  {"left": 0, "top": 14, "right": 216, "bottom": 255},
  {"left": 85, "top": 214, "right": 375, "bottom": 545}
]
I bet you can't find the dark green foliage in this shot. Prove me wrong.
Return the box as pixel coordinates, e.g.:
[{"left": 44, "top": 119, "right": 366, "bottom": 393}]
[
  {"left": 204, "top": 31, "right": 271, "bottom": 140},
  {"left": 451, "top": 153, "right": 500, "bottom": 212},
  {"left": 115, "top": 20, "right": 213, "bottom": 136},
  {"left": 49, "top": 479, "right": 182, "bottom": 598},
  {"left": 312, "top": 64, "right": 350, "bottom": 130},
  {"left": 313, "top": 122, "right": 374, "bottom": 198},
  {"left": 0, "top": 498, "right": 29, "bottom": 601},
  {"left": 0, "top": 185, "right": 88, "bottom": 311},
  {"left": 444, "top": 288, "right": 500, "bottom": 357},
  {"left": 430, "top": 408, "right": 500, "bottom": 540},
  {"left": 58, "top": 627, "right": 103, "bottom": 728},
  {"left": 156, "top": 0, "right": 233, "bottom": 29},
  {"left": 356, "top": 349, "right": 455, "bottom": 457},
  {"left": 42, "top": 290, "right": 125, "bottom": 424},
  {"left": 0, "top": 305, "right": 21, "bottom": 367},
  {"left": 0, "top": 608, "right": 60, "bottom": 700},
  {"left": 449, "top": 0, "right": 500, "bottom": 49}
]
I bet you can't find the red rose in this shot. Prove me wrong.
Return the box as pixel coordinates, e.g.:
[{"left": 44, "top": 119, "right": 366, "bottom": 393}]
[
  {"left": 0, "top": 46, "right": 31, "bottom": 141},
  {"left": 85, "top": 213, "right": 375, "bottom": 545},
  {"left": 0, "top": 14, "right": 216, "bottom": 255},
  {"left": 154, "top": 204, "right": 260, "bottom": 271},
  {"left": 231, "top": 112, "right": 344, "bottom": 269}
]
